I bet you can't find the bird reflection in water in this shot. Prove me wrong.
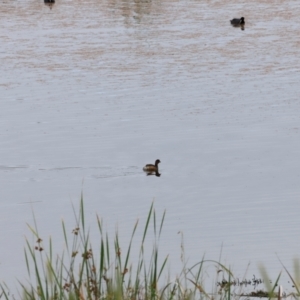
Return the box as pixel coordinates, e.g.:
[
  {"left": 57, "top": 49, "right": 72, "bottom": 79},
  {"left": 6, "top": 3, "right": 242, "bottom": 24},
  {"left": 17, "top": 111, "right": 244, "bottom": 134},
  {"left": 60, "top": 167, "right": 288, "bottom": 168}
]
[{"left": 146, "top": 171, "right": 161, "bottom": 177}]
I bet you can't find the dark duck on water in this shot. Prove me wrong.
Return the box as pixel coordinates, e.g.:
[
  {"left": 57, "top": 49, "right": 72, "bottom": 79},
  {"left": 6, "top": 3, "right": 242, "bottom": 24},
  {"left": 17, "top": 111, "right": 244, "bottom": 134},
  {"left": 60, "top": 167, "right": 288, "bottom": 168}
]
[
  {"left": 230, "top": 17, "right": 245, "bottom": 30},
  {"left": 230, "top": 17, "right": 245, "bottom": 26}
]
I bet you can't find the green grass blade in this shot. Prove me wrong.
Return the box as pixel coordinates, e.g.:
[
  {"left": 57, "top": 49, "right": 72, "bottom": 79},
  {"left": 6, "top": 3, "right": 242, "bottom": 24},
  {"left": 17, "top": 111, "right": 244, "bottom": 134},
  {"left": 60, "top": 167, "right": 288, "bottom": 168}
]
[
  {"left": 157, "top": 255, "right": 168, "bottom": 281},
  {"left": 270, "top": 272, "right": 282, "bottom": 299},
  {"left": 106, "top": 233, "right": 110, "bottom": 266},
  {"left": 25, "top": 238, "right": 46, "bottom": 300},
  {"left": 227, "top": 267, "right": 231, "bottom": 300},
  {"left": 142, "top": 202, "right": 154, "bottom": 244},
  {"left": 80, "top": 193, "right": 85, "bottom": 231},
  {"left": 26, "top": 223, "right": 39, "bottom": 239},
  {"left": 153, "top": 208, "right": 157, "bottom": 237},
  {"left": 49, "top": 237, "right": 52, "bottom": 265},
  {"left": 259, "top": 263, "right": 273, "bottom": 292},
  {"left": 24, "top": 248, "right": 31, "bottom": 276},
  {"left": 294, "top": 258, "right": 300, "bottom": 288},
  {"left": 123, "top": 219, "right": 139, "bottom": 281},
  {"left": 61, "top": 219, "right": 69, "bottom": 252},
  {"left": 188, "top": 278, "right": 210, "bottom": 298},
  {"left": 158, "top": 210, "right": 166, "bottom": 238},
  {"left": 277, "top": 256, "right": 300, "bottom": 295},
  {"left": 0, "top": 284, "right": 10, "bottom": 300}
]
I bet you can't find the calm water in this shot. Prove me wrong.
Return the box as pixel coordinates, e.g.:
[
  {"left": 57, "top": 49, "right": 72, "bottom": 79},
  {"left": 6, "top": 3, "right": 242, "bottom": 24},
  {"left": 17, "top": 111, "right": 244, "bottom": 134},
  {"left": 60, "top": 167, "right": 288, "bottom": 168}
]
[{"left": 1, "top": 0, "right": 300, "bottom": 293}]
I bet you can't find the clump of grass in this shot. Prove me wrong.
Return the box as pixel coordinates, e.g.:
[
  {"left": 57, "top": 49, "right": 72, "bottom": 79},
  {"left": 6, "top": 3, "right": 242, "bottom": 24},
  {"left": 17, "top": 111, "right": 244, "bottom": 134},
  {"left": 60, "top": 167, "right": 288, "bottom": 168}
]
[
  {"left": 1, "top": 195, "right": 235, "bottom": 300},
  {"left": 275, "top": 257, "right": 300, "bottom": 299},
  {"left": 258, "top": 264, "right": 281, "bottom": 299}
]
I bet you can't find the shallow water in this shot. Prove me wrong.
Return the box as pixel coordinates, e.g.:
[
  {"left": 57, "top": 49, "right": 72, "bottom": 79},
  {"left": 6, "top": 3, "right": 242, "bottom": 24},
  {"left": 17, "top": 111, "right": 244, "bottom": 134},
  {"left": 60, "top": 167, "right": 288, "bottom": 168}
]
[{"left": 1, "top": 0, "right": 300, "bottom": 294}]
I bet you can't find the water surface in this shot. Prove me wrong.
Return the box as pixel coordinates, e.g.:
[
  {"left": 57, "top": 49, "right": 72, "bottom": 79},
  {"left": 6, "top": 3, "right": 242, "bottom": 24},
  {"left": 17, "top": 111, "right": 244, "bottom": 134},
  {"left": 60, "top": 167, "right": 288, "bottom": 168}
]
[{"left": 1, "top": 0, "right": 300, "bottom": 293}]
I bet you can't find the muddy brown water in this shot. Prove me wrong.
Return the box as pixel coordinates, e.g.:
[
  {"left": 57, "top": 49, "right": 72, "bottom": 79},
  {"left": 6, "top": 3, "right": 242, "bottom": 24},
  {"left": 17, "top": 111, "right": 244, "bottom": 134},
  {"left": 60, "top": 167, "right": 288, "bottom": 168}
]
[{"left": 1, "top": 0, "right": 300, "bottom": 294}]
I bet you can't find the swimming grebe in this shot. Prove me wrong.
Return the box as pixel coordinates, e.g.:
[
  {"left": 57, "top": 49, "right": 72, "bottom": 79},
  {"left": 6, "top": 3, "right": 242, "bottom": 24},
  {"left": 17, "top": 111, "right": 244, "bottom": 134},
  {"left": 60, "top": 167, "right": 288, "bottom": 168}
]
[{"left": 143, "top": 159, "right": 161, "bottom": 176}]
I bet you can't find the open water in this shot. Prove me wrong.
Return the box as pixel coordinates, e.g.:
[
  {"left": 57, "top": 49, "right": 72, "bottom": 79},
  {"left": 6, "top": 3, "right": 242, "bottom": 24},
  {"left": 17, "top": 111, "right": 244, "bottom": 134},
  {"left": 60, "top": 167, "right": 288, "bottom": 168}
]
[{"left": 1, "top": 0, "right": 300, "bottom": 295}]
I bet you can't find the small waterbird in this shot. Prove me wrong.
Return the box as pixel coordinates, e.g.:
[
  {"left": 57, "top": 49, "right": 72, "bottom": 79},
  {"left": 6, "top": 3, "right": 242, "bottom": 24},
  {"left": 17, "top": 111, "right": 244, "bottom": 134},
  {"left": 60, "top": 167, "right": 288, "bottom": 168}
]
[
  {"left": 44, "top": 0, "right": 55, "bottom": 9},
  {"left": 143, "top": 159, "right": 161, "bottom": 176},
  {"left": 230, "top": 17, "right": 245, "bottom": 26}
]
